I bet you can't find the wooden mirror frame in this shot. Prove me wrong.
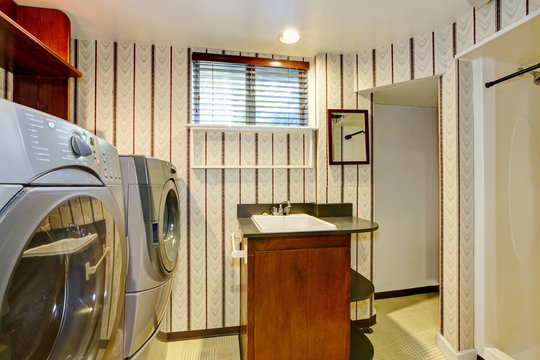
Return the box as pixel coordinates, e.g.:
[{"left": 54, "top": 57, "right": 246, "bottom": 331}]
[{"left": 327, "top": 109, "right": 370, "bottom": 165}]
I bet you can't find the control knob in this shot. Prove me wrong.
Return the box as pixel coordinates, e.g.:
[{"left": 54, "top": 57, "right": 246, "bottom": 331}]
[{"left": 70, "top": 134, "right": 92, "bottom": 157}]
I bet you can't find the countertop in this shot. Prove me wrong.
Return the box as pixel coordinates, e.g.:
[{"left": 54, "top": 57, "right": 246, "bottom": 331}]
[{"left": 238, "top": 215, "right": 379, "bottom": 238}]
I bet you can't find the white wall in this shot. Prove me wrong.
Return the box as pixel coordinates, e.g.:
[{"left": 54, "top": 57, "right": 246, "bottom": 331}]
[{"left": 373, "top": 104, "right": 439, "bottom": 292}]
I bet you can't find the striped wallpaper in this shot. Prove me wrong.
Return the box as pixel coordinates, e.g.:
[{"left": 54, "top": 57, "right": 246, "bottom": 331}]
[
  {"left": 344, "top": 0, "right": 537, "bottom": 353},
  {"left": 69, "top": 43, "right": 324, "bottom": 332},
  {"left": 0, "top": 70, "right": 13, "bottom": 101},
  {"left": 0, "top": 0, "right": 535, "bottom": 355}
]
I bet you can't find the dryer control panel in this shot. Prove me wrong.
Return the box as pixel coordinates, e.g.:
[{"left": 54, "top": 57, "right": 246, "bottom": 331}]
[{"left": 0, "top": 99, "right": 121, "bottom": 186}]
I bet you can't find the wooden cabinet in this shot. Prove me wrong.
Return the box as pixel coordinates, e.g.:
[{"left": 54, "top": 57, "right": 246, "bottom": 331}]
[
  {"left": 0, "top": 0, "right": 81, "bottom": 119},
  {"left": 240, "top": 234, "right": 351, "bottom": 360}
]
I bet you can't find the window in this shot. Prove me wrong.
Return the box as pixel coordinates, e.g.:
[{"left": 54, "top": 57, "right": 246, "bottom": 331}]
[{"left": 191, "top": 53, "right": 309, "bottom": 127}]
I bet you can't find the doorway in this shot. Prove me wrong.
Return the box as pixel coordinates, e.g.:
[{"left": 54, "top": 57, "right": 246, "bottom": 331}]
[{"left": 365, "top": 76, "right": 443, "bottom": 359}]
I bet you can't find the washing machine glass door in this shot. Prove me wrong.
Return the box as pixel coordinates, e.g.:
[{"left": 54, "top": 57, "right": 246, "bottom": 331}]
[
  {"left": 158, "top": 180, "right": 180, "bottom": 273},
  {"left": 0, "top": 195, "right": 124, "bottom": 360}
]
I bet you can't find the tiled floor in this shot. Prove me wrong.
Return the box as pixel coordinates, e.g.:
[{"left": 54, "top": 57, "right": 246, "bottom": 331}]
[
  {"left": 367, "top": 292, "right": 445, "bottom": 360},
  {"left": 166, "top": 292, "right": 443, "bottom": 360},
  {"left": 166, "top": 335, "right": 240, "bottom": 360}
]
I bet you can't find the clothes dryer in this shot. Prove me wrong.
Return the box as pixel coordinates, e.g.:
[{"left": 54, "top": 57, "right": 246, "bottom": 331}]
[
  {"left": 0, "top": 99, "right": 127, "bottom": 360},
  {"left": 119, "top": 155, "right": 180, "bottom": 358}
]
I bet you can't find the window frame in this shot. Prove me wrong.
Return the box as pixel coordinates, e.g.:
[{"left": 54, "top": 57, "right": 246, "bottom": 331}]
[{"left": 191, "top": 52, "right": 310, "bottom": 128}]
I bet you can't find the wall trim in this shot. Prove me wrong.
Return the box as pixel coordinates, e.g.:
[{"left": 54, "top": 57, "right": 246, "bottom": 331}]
[
  {"left": 483, "top": 347, "right": 525, "bottom": 360},
  {"left": 156, "top": 331, "right": 168, "bottom": 342},
  {"left": 437, "top": 333, "right": 477, "bottom": 360},
  {"left": 166, "top": 326, "right": 240, "bottom": 341},
  {"left": 375, "top": 286, "right": 439, "bottom": 300}
]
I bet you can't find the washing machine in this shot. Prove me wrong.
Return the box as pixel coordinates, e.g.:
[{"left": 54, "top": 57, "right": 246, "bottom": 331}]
[
  {"left": 0, "top": 99, "right": 127, "bottom": 360},
  {"left": 119, "top": 155, "right": 180, "bottom": 358}
]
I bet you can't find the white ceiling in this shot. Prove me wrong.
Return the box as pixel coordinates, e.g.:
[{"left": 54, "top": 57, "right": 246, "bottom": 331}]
[{"left": 17, "top": 0, "right": 472, "bottom": 57}]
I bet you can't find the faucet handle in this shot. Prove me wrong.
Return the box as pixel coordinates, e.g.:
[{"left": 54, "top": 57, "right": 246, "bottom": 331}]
[
  {"left": 280, "top": 201, "right": 291, "bottom": 216},
  {"left": 271, "top": 206, "right": 279, "bottom": 216}
]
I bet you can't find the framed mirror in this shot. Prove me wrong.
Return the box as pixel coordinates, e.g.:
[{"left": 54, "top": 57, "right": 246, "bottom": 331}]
[{"left": 327, "top": 109, "right": 370, "bottom": 165}]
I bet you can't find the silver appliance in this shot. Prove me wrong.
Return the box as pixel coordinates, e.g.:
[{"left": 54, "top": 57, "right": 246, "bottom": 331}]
[
  {"left": 0, "top": 99, "right": 127, "bottom": 359},
  {"left": 120, "top": 155, "right": 180, "bottom": 358}
]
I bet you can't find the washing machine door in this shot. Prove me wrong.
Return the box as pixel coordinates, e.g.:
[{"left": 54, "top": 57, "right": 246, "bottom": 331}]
[
  {"left": 156, "top": 179, "right": 180, "bottom": 274},
  {"left": 0, "top": 186, "right": 126, "bottom": 360}
]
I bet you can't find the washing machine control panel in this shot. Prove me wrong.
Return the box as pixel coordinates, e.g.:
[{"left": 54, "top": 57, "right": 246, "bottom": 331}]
[{"left": 13, "top": 103, "right": 122, "bottom": 185}]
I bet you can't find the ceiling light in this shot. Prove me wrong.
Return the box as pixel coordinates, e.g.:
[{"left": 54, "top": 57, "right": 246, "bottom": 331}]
[{"left": 279, "top": 29, "right": 300, "bottom": 44}]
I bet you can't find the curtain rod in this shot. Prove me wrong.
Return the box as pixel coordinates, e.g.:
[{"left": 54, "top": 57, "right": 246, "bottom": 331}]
[{"left": 485, "top": 62, "right": 540, "bottom": 88}]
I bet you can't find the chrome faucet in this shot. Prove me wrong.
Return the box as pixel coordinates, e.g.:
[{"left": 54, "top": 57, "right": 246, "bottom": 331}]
[
  {"left": 279, "top": 200, "right": 291, "bottom": 216},
  {"left": 270, "top": 201, "right": 291, "bottom": 216}
]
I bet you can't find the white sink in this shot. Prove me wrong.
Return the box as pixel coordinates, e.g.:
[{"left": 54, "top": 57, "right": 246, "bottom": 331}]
[{"left": 251, "top": 214, "right": 337, "bottom": 233}]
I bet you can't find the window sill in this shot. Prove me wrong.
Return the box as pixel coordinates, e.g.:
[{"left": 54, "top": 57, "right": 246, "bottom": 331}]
[{"left": 186, "top": 123, "right": 317, "bottom": 134}]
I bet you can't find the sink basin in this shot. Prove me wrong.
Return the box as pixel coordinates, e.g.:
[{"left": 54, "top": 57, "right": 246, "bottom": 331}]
[{"left": 251, "top": 214, "right": 337, "bottom": 233}]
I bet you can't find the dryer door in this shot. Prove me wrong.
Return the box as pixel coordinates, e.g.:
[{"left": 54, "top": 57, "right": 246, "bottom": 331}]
[
  {"left": 156, "top": 179, "right": 180, "bottom": 274},
  {"left": 0, "top": 187, "right": 126, "bottom": 360}
]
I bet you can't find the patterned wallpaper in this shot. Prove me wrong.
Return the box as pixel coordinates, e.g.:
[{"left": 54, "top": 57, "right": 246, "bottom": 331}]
[
  {"left": 69, "top": 43, "right": 325, "bottom": 332},
  {"left": 306, "top": 0, "right": 538, "bottom": 353},
  {"left": 70, "top": 0, "right": 538, "bottom": 352},
  {"left": 314, "top": 54, "right": 374, "bottom": 321},
  {"left": 0, "top": 70, "right": 13, "bottom": 101},
  {"left": 345, "top": 0, "right": 539, "bottom": 353},
  {"left": 0, "top": 0, "right": 534, "bottom": 354}
]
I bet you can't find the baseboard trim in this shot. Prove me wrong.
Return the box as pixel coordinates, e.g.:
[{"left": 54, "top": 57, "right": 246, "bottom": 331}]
[
  {"left": 483, "top": 347, "right": 525, "bottom": 360},
  {"left": 436, "top": 333, "right": 477, "bottom": 360},
  {"left": 156, "top": 331, "right": 168, "bottom": 342},
  {"left": 375, "top": 285, "right": 439, "bottom": 300},
  {"left": 166, "top": 326, "right": 240, "bottom": 341},
  {"left": 351, "top": 314, "right": 377, "bottom": 328}
]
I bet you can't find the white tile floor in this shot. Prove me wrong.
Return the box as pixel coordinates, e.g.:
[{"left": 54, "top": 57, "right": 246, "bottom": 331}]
[
  {"left": 368, "top": 293, "right": 445, "bottom": 360},
  {"left": 166, "top": 335, "right": 240, "bottom": 360},
  {"left": 165, "top": 293, "right": 444, "bottom": 360}
]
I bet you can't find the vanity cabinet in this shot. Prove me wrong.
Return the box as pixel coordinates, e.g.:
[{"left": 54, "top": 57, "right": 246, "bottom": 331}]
[{"left": 240, "top": 234, "right": 351, "bottom": 360}]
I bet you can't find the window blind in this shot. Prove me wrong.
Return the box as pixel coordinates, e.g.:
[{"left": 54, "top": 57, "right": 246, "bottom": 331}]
[{"left": 192, "top": 53, "right": 309, "bottom": 126}]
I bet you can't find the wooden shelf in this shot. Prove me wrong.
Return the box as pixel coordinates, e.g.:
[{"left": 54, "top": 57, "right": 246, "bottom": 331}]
[
  {"left": 351, "top": 270, "right": 374, "bottom": 302},
  {"left": 0, "top": 10, "right": 81, "bottom": 77},
  {"left": 350, "top": 322, "right": 374, "bottom": 360}
]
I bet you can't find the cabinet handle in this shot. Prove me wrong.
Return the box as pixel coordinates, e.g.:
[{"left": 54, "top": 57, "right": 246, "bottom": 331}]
[
  {"left": 230, "top": 233, "right": 247, "bottom": 264},
  {"left": 85, "top": 245, "right": 110, "bottom": 281}
]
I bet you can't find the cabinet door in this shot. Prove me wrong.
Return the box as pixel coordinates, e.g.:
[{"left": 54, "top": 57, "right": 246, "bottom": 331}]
[{"left": 253, "top": 246, "right": 349, "bottom": 360}]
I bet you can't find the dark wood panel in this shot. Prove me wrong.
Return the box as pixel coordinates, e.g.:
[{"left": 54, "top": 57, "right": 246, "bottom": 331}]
[
  {"left": 249, "top": 234, "right": 349, "bottom": 252},
  {"left": 0, "top": 10, "right": 80, "bottom": 76},
  {"left": 253, "top": 249, "right": 310, "bottom": 360},
  {"left": 13, "top": 75, "right": 69, "bottom": 119},
  {"left": 16, "top": 6, "right": 71, "bottom": 62},
  {"left": 0, "top": 0, "right": 15, "bottom": 19},
  {"left": 240, "top": 237, "right": 248, "bottom": 360},
  {"left": 244, "top": 235, "right": 351, "bottom": 360},
  {"left": 307, "top": 246, "right": 350, "bottom": 360},
  {"left": 192, "top": 52, "right": 310, "bottom": 70}
]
